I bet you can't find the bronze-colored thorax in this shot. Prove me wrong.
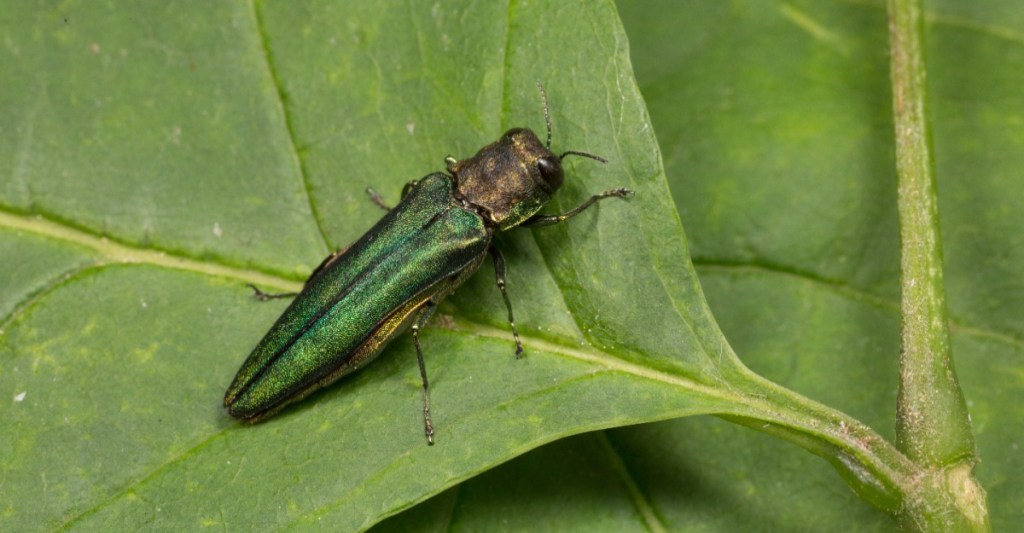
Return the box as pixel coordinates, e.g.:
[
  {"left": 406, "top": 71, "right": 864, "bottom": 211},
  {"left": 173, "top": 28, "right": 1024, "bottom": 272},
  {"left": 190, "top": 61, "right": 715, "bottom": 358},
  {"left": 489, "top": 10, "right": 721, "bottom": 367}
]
[{"left": 447, "top": 128, "right": 563, "bottom": 230}]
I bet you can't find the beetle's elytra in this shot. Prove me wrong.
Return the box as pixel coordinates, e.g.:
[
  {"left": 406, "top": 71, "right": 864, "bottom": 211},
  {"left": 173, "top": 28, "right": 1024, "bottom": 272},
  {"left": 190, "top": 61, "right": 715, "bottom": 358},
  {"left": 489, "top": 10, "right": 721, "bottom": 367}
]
[{"left": 223, "top": 83, "right": 633, "bottom": 444}]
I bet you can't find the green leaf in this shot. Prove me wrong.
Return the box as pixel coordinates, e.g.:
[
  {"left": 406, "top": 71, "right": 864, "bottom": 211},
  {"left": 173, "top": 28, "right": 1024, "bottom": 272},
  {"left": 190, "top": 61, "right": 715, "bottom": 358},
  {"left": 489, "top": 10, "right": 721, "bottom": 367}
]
[{"left": 1, "top": 1, "right": 766, "bottom": 530}]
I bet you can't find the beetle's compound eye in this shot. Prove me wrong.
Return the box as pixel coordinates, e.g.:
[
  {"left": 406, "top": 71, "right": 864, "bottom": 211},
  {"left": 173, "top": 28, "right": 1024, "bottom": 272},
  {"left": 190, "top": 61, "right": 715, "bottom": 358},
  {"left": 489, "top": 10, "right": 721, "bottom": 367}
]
[{"left": 536, "top": 156, "right": 563, "bottom": 191}]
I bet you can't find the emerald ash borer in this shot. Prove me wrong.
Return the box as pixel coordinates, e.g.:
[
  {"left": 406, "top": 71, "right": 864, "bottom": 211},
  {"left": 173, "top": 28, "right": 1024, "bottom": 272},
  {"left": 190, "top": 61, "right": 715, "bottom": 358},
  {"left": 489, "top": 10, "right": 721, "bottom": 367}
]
[{"left": 223, "top": 83, "right": 632, "bottom": 444}]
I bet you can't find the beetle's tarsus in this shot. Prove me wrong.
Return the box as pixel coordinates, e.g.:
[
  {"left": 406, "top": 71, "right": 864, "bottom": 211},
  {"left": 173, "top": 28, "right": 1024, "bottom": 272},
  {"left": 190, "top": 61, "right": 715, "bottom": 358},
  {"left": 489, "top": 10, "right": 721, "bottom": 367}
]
[{"left": 246, "top": 284, "right": 297, "bottom": 301}]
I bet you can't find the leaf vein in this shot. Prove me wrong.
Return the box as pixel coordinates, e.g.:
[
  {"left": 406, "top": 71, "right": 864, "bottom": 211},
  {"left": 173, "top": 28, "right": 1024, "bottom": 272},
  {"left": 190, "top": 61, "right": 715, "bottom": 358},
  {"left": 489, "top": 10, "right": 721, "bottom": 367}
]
[
  {"left": 596, "top": 431, "right": 667, "bottom": 533},
  {"left": 248, "top": 0, "right": 332, "bottom": 252},
  {"left": 0, "top": 208, "right": 304, "bottom": 292},
  {"left": 0, "top": 263, "right": 99, "bottom": 337}
]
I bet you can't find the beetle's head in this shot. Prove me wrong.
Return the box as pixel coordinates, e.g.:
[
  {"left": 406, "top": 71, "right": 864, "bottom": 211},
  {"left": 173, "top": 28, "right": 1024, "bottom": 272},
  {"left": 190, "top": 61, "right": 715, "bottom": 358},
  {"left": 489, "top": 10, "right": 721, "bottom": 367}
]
[
  {"left": 449, "top": 84, "right": 606, "bottom": 230},
  {"left": 502, "top": 127, "right": 563, "bottom": 194}
]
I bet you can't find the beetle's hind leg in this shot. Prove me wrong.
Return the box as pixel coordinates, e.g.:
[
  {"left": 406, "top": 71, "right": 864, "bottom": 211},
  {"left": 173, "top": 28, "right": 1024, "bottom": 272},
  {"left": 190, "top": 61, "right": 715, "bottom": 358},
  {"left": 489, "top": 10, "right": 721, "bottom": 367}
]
[
  {"left": 489, "top": 246, "right": 524, "bottom": 358},
  {"left": 246, "top": 284, "right": 298, "bottom": 301},
  {"left": 247, "top": 240, "right": 356, "bottom": 301},
  {"left": 365, "top": 187, "right": 392, "bottom": 211},
  {"left": 411, "top": 301, "right": 439, "bottom": 445}
]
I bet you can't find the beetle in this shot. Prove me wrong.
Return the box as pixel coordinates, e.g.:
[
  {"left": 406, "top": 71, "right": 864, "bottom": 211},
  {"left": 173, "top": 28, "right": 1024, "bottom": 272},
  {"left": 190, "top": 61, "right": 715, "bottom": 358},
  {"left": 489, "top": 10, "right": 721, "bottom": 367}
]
[{"left": 223, "top": 83, "right": 632, "bottom": 444}]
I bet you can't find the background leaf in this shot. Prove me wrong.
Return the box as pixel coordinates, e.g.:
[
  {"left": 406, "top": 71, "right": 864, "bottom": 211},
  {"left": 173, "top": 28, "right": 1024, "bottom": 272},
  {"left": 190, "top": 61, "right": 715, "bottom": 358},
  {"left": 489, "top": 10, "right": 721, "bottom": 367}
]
[{"left": 622, "top": 0, "right": 1022, "bottom": 528}]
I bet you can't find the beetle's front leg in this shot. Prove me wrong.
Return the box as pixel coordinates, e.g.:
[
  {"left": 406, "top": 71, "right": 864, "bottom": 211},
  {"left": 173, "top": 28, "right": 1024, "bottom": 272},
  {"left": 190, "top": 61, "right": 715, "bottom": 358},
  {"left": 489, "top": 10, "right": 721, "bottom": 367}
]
[
  {"left": 522, "top": 187, "right": 634, "bottom": 227},
  {"left": 489, "top": 246, "right": 524, "bottom": 358},
  {"left": 411, "top": 301, "right": 439, "bottom": 445}
]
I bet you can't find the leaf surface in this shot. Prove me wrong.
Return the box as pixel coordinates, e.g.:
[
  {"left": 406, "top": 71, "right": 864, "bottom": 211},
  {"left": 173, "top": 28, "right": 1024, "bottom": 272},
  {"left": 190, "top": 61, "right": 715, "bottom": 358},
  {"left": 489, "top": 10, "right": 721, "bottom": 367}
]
[{"left": 1, "top": 1, "right": 741, "bottom": 531}]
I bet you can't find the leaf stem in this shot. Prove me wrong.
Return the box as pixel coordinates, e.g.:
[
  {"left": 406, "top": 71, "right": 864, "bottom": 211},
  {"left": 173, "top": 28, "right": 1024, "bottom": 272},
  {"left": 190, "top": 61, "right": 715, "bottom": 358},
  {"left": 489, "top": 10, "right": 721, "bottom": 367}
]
[
  {"left": 887, "top": 0, "right": 989, "bottom": 529},
  {"left": 720, "top": 369, "right": 919, "bottom": 514}
]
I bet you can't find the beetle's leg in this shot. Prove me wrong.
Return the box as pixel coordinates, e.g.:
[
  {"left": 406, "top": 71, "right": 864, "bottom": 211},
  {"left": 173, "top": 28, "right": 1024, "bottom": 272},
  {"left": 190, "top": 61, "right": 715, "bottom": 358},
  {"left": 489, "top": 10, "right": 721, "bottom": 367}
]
[
  {"left": 444, "top": 156, "right": 458, "bottom": 173},
  {"left": 411, "top": 301, "right": 439, "bottom": 445},
  {"left": 246, "top": 284, "right": 298, "bottom": 301},
  {"left": 304, "top": 240, "right": 358, "bottom": 283},
  {"left": 521, "top": 188, "right": 634, "bottom": 227},
  {"left": 365, "top": 187, "right": 391, "bottom": 211},
  {"left": 489, "top": 246, "right": 524, "bottom": 358},
  {"left": 307, "top": 248, "right": 344, "bottom": 281}
]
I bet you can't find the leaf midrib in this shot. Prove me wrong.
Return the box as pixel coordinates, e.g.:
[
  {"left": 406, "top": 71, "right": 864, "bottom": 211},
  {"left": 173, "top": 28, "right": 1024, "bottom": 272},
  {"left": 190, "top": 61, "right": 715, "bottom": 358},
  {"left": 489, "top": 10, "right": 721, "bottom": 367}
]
[{"left": 0, "top": 207, "right": 304, "bottom": 292}]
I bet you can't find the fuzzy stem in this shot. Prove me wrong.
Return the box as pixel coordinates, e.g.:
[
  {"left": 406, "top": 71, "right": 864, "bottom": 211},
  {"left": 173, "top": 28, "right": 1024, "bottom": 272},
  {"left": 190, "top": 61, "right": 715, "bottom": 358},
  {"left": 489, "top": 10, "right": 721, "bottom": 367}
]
[{"left": 887, "top": 0, "right": 988, "bottom": 529}]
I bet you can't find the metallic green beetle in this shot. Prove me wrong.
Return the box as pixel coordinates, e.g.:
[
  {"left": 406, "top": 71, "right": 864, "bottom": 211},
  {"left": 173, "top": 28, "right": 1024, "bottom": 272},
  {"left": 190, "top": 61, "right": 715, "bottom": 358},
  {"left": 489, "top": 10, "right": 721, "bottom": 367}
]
[{"left": 223, "top": 84, "right": 632, "bottom": 444}]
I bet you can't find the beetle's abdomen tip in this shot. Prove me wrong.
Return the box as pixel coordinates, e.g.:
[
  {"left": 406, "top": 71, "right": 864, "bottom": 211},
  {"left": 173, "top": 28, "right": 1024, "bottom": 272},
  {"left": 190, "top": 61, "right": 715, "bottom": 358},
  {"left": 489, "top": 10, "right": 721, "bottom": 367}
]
[{"left": 223, "top": 399, "right": 269, "bottom": 424}]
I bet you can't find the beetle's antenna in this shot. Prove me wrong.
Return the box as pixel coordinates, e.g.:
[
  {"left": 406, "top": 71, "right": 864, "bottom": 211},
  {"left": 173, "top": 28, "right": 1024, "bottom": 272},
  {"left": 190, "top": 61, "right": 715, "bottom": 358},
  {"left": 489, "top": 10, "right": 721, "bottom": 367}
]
[
  {"left": 535, "top": 80, "right": 553, "bottom": 149},
  {"left": 536, "top": 82, "right": 607, "bottom": 164},
  {"left": 560, "top": 150, "right": 607, "bottom": 164}
]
